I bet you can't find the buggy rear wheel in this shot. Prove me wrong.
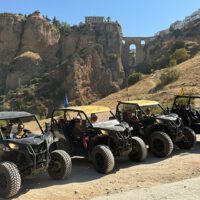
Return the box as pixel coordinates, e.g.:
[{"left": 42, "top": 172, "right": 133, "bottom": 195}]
[
  {"left": 149, "top": 131, "right": 173, "bottom": 157},
  {"left": 0, "top": 162, "right": 21, "bottom": 198},
  {"left": 176, "top": 127, "right": 196, "bottom": 149},
  {"left": 91, "top": 145, "right": 114, "bottom": 174},
  {"left": 128, "top": 137, "right": 147, "bottom": 162},
  {"left": 48, "top": 150, "right": 72, "bottom": 180}
]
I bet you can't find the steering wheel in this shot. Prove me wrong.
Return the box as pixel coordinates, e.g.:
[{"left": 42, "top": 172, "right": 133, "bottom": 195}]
[{"left": 20, "top": 129, "right": 32, "bottom": 138}]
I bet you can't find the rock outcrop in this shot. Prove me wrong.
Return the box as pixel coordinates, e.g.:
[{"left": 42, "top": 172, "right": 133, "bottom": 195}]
[
  {"left": 6, "top": 51, "right": 44, "bottom": 91},
  {"left": 0, "top": 13, "right": 25, "bottom": 65},
  {"left": 0, "top": 12, "right": 125, "bottom": 115},
  {"left": 21, "top": 12, "right": 60, "bottom": 65}
]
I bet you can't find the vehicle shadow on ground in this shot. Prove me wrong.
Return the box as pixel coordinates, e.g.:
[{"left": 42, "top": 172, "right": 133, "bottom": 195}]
[
  {"left": 113, "top": 143, "right": 200, "bottom": 171},
  {"left": 14, "top": 141, "right": 200, "bottom": 198},
  {"left": 16, "top": 157, "right": 104, "bottom": 197}
]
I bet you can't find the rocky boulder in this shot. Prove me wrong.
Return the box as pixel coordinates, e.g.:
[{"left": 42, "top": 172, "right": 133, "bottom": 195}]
[{"left": 6, "top": 51, "right": 44, "bottom": 91}]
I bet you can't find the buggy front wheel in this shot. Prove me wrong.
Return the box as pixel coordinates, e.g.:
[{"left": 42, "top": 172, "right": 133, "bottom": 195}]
[
  {"left": 48, "top": 150, "right": 72, "bottom": 180},
  {"left": 91, "top": 145, "right": 115, "bottom": 174},
  {"left": 0, "top": 162, "right": 21, "bottom": 198},
  {"left": 149, "top": 131, "right": 173, "bottom": 157},
  {"left": 128, "top": 137, "right": 147, "bottom": 162},
  {"left": 176, "top": 127, "right": 196, "bottom": 149}
]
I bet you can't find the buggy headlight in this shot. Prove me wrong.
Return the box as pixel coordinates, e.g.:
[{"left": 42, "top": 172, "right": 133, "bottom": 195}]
[
  {"left": 8, "top": 143, "right": 19, "bottom": 150},
  {"left": 101, "top": 130, "right": 108, "bottom": 135},
  {"left": 156, "top": 119, "right": 162, "bottom": 123}
]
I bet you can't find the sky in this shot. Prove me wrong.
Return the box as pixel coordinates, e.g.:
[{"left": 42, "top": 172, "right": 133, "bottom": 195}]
[{"left": 1, "top": 0, "right": 200, "bottom": 36}]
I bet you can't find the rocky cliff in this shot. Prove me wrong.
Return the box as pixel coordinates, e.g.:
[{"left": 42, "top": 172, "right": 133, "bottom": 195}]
[
  {"left": 149, "top": 18, "right": 200, "bottom": 69},
  {"left": 0, "top": 12, "right": 124, "bottom": 115}
]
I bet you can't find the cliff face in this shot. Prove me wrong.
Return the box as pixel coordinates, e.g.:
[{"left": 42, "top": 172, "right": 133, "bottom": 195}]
[
  {"left": 149, "top": 18, "right": 200, "bottom": 69},
  {"left": 0, "top": 12, "right": 125, "bottom": 115},
  {"left": 21, "top": 13, "right": 60, "bottom": 65},
  {"left": 0, "top": 14, "right": 25, "bottom": 65}
]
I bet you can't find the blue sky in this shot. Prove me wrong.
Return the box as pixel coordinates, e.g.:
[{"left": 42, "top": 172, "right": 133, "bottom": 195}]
[{"left": 1, "top": 0, "right": 200, "bottom": 36}]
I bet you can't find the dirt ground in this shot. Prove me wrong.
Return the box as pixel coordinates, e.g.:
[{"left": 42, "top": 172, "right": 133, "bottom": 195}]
[{"left": 4, "top": 136, "right": 200, "bottom": 200}]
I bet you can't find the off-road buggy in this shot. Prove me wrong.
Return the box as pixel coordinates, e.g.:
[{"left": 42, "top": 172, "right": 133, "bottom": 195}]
[
  {"left": 0, "top": 111, "right": 72, "bottom": 198},
  {"left": 116, "top": 100, "right": 196, "bottom": 157},
  {"left": 51, "top": 105, "right": 147, "bottom": 174},
  {"left": 171, "top": 95, "right": 200, "bottom": 134}
]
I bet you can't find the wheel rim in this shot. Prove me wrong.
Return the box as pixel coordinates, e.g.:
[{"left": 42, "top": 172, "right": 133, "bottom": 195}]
[
  {"left": 182, "top": 133, "right": 193, "bottom": 144},
  {"left": 49, "top": 157, "right": 62, "bottom": 173},
  {"left": 0, "top": 173, "right": 7, "bottom": 192},
  {"left": 95, "top": 153, "right": 105, "bottom": 169},
  {"left": 131, "top": 145, "right": 139, "bottom": 156},
  {"left": 153, "top": 138, "right": 165, "bottom": 152}
]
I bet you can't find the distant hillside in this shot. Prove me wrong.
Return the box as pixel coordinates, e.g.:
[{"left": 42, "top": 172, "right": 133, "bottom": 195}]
[
  {"left": 95, "top": 54, "right": 200, "bottom": 109},
  {"left": 149, "top": 17, "right": 200, "bottom": 69}
]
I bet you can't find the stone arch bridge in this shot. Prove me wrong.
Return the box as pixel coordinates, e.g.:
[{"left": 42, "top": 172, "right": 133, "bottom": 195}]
[{"left": 122, "top": 36, "right": 155, "bottom": 71}]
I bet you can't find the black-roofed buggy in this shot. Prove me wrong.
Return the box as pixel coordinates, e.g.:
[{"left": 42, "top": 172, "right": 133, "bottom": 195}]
[
  {"left": 0, "top": 111, "right": 72, "bottom": 198},
  {"left": 171, "top": 95, "right": 200, "bottom": 134}
]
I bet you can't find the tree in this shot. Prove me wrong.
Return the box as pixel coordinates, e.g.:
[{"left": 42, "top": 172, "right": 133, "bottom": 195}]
[
  {"left": 44, "top": 15, "right": 51, "bottom": 22},
  {"left": 106, "top": 17, "right": 111, "bottom": 22},
  {"left": 60, "top": 22, "right": 71, "bottom": 35},
  {"left": 52, "top": 16, "right": 61, "bottom": 31}
]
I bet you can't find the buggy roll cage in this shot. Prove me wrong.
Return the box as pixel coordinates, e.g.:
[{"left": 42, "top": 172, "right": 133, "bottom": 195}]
[
  {"left": 116, "top": 101, "right": 166, "bottom": 118},
  {"left": 172, "top": 95, "right": 200, "bottom": 109},
  {"left": 0, "top": 128, "right": 3, "bottom": 141},
  {"left": 0, "top": 112, "right": 44, "bottom": 139},
  {"left": 51, "top": 108, "right": 116, "bottom": 128}
]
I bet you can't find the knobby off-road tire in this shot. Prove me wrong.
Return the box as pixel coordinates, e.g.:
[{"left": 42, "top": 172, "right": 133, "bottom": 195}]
[
  {"left": 128, "top": 137, "right": 147, "bottom": 162},
  {"left": 91, "top": 145, "right": 115, "bottom": 174},
  {"left": 0, "top": 162, "right": 21, "bottom": 198},
  {"left": 176, "top": 126, "right": 196, "bottom": 149},
  {"left": 48, "top": 150, "right": 72, "bottom": 180},
  {"left": 149, "top": 131, "right": 173, "bottom": 157}
]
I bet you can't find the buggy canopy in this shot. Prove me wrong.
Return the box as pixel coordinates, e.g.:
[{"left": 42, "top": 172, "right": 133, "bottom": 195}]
[
  {"left": 119, "top": 100, "right": 159, "bottom": 107},
  {"left": 56, "top": 105, "right": 111, "bottom": 115},
  {"left": 0, "top": 111, "right": 34, "bottom": 120}
]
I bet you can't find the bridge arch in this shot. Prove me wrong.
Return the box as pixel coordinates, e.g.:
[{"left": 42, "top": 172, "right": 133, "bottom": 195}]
[{"left": 122, "top": 36, "right": 155, "bottom": 74}]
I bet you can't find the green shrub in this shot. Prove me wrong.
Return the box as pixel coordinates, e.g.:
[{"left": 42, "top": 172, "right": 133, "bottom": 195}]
[
  {"left": 30, "top": 77, "right": 42, "bottom": 84},
  {"left": 169, "top": 59, "right": 177, "bottom": 67},
  {"left": 159, "top": 69, "right": 180, "bottom": 86},
  {"left": 128, "top": 72, "right": 142, "bottom": 86},
  {"left": 171, "top": 41, "right": 185, "bottom": 52},
  {"left": 23, "top": 88, "right": 35, "bottom": 101},
  {"left": 135, "top": 63, "right": 152, "bottom": 74},
  {"left": 171, "top": 48, "right": 190, "bottom": 64}
]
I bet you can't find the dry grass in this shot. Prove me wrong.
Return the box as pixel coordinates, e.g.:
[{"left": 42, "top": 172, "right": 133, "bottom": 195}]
[{"left": 94, "top": 54, "right": 200, "bottom": 109}]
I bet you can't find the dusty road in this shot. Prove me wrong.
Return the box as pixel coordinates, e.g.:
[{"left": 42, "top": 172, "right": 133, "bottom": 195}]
[
  {"left": 93, "top": 177, "right": 200, "bottom": 200},
  {"left": 2, "top": 141, "right": 200, "bottom": 200}
]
